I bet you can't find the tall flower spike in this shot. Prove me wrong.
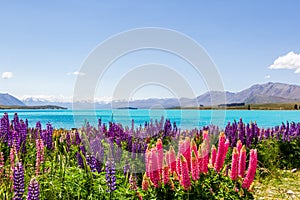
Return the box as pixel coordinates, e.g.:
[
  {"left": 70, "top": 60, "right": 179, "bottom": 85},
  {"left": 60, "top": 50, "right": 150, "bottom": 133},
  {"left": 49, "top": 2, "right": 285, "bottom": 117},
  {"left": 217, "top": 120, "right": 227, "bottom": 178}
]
[
  {"left": 238, "top": 145, "right": 247, "bottom": 178},
  {"left": 183, "top": 137, "right": 191, "bottom": 171},
  {"left": 191, "top": 140, "right": 198, "bottom": 159},
  {"left": 168, "top": 146, "right": 177, "bottom": 173},
  {"left": 156, "top": 139, "right": 164, "bottom": 178},
  {"left": 214, "top": 132, "right": 226, "bottom": 172},
  {"left": 10, "top": 147, "right": 15, "bottom": 180},
  {"left": 179, "top": 154, "right": 191, "bottom": 190},
  {"left": 236, "top": 140, "right": 243, "bottom": 154},
  {"left": 13, "top": 162, "right": 25, "bottom": 200},
  {"left": 221, "top": 139, "right": 230, "bottom": 167},
  {"left": 149, "top": 148, "right": 160, "bottom": 187},
  {"left": 105, "top": 159, "right": 117, "bottom": 192},
  {"left": 242, "top": 149, "right": 258, "bottom": 189},
  {"left": 142, "top": 173, "right": 150, "bottom": 191},
  {"left": 27, "top": 178, "right": 40, "bottom": 200},
  {"left": 210, "top": 145, "right": 217, "bottom": 167},
  {"left": 230, "top": 147, "right": 239, "bottom": 180},
  {"left": 129, "top": 173, "right": 138, "bottom": 191},
  {"left": 191, "top": 150, "right": 199, "bottom": 181},
  {"left": 201, "top": 141, "right": 209, "bottom": 173},
  {"left": 0, "top": 151, "right": 4, "bottom": 175},
  {"left": 162, "top": 160, "right": 170, "bottom": 185},
  {"left": 35, "top": 139, "right": 44, "bottom": 176},
  {"left": 198, "top": 145, "right": 203, "bottom": 173}
]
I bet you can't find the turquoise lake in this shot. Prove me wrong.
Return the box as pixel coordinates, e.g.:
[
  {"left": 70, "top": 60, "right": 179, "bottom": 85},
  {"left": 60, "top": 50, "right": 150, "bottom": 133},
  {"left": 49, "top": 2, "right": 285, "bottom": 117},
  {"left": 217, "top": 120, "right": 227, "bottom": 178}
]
[{"left": 1, "top": 109, "right": 300, "bottom": 130}]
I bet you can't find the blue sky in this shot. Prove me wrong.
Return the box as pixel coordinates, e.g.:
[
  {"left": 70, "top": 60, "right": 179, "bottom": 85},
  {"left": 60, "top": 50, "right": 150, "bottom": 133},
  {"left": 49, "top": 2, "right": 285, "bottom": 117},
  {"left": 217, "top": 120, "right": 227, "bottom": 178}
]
[{"left": 1, "top": 1, "right": 300, "bottom": 101}]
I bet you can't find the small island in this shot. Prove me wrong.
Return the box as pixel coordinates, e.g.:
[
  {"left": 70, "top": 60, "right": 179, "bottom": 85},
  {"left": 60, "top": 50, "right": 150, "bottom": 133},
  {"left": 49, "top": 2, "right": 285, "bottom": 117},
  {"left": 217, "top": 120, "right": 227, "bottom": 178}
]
[{"left": 0, "top": 105, "right": 67, "bottom": 110}]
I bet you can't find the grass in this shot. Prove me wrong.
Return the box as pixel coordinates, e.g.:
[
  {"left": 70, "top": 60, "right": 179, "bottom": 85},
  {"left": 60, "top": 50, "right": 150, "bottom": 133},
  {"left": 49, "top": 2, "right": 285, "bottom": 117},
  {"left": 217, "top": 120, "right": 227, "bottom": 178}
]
[{"left": 254, "top": 169, "right": 300, "bottom": 199}]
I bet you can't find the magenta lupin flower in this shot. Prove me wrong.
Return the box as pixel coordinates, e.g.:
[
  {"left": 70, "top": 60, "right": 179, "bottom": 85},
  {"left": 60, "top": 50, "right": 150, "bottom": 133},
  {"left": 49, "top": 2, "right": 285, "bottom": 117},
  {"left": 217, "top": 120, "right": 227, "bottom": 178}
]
[
  {"left": 168, "top": 146, "right": 177, "bottom": 173},
  {"left": 214, "top": 132, "right": 226, "bottom": 172},
  {"left": 230, "top": 147, "right": 239, "bottom": 180},
  {"left": 183, "top": 137, "right": 191, "bottom": 171},
  {"left": 191, "top": 140, "right": 198, "bottom": 159},
  {"left": 179, "top": 154, "right": 191, "bottom": 190},
  {"left": 198, "top": 145, "right": 203, "bottom": 173},
  {"left": 156, "top": 139, "right": 164, "bottom": 178},
  {"left": 242, "top": 149, "right": 258, "bottom": 189},
  {"left": 10, "top": 147, "right": 15, "bottom": 180},
  {"left": 238, "top": 145, "right": 247, "bottom": 178},
  {"left": 200, "top": 142, "right": 209, "bottom": 173},
  {"left": 145, "top": 148, "right": 151, "bottom": 178},
  {"left": 191, "top": 150, "right": 199, "bottom": 181},
  {"left": 35, "top": 139, "right": 45, "bottom": 176},
  {"left": 162, "top": 164, "right": 170, "bottom": 185},
  {"left": 236, "top": 140, "right": 242, "bottom": 154},
  {"left": 220, "top": 139, "right": 230, "bottom": 167},
  {"left": 0, "top": 151, "right": 4, "bottom": 175},
  {"left": 210, "top": 145, "right": 217, "bottom": 167},
  {"left": 149, "top": 148, "right": 160, "bottom": 187}
]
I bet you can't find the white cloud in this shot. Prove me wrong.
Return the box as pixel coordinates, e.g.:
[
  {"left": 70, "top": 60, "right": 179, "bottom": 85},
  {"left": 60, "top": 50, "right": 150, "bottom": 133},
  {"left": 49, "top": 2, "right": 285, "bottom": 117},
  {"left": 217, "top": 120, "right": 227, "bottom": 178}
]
[
  {"left": 1, "top": 72, "right": 13, "bottom": 79},
  {"left": 264, "top": 75, "right": 271, "bottom": 79},
  {"left": 67, "top": 71, "right": 85, "bottom": 76},
  {"left": 269, "top": 51, "right": 300, "bottom": 73}
]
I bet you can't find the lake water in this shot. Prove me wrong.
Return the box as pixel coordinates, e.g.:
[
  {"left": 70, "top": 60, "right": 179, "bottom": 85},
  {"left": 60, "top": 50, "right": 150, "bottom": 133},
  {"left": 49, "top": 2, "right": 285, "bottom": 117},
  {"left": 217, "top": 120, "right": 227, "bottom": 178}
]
[{"left": 1, "top": 109, "right": 300, "bottom": 130}]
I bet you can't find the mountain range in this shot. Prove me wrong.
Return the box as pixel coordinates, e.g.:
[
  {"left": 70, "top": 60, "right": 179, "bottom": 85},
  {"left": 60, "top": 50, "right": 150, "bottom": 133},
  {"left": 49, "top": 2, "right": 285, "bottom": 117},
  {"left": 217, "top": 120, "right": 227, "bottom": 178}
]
[{"left": 2, "top": 82, "right": 300, "bottom": 109}]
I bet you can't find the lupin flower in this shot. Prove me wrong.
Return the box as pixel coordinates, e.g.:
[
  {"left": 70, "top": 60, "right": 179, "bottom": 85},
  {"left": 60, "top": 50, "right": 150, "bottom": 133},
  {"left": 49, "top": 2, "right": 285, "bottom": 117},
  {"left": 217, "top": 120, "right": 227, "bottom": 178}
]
[
  {"left": 162, "top": 162, "right": 170, "bottom": 185},
  {"left": 191, "top": 150, "right": 199, "bottom": 181},
  {"left": 149, "top": 149, "right": 160, "bottom": 187},
  {"left": 66, "top": 132, "right": 71, "bottom": 152},
  {"left": 35, "top": 139, "right": 44, "bottom": 176},
  {"left": 236, "top": 140, "right": 242, "bottom": 154},
  {"left": 142, "top": 173, "right": 150, "bottom": 191},
  {"left": 198, "top": 145, "right": 203, "bottom": 173},
  {"left": 183, "top": 137, "right": 191, "bottom": 171},
  {"left": 105, "top": 159, "right": 117, "bottom": 192},
  {"left": 168, "top": 146, "right": 177, "bottom": 173},
  {"left": 201, "top": 141, "right": 209, "bottom": 173},
  {"left": 0, "top": 151, "right": 4, "bottom": 175},
  {"left": 13, "top": 162, "right": 25, "bottom": 200},
  {"left": 230, "top": 147, "right": 239, "bottom": 180},
  {"left": 179, "top": 154, "right": 191, "bottom": 190},
  {"left": 156, "top": 139, "right": 164, "bottom": 176},
  {"left": 238, "top": 145, "right": 247, "bottom": 178},
  {"left": 129, "top": 173, "right": 138, "bottom": 191},
  {"left": 86, "top": 155, "right": 97, "bottom": 172},
  {"left": 242, "top": 149, "right": 258, "bottom": 189},
  {"left": 210, "top": 145, "right": 217, "bottom": 167},
  {"left": 214, "top": 132, "right": 226, "bottom": 172},
  {"left": 27, "top": 178, "right": 40, "bottom": 200},
  {"left": 10, "top": 147, "right": 15, "bottom": 180},
  {"left": 191, "top": 140, "right": 198, "bottom": 159}
]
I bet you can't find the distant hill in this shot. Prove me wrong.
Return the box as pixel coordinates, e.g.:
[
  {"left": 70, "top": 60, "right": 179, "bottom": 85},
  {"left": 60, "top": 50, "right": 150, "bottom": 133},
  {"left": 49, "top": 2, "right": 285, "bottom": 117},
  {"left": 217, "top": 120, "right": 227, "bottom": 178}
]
[
  {"left": 19, "top": 82, "right": 300, "bottom": 108},
  {"left": 0, "top": 93, "right": 26, "bottom": 106},
  {"left": 195, "top": 82, "right": 300, "bottom": 106}
]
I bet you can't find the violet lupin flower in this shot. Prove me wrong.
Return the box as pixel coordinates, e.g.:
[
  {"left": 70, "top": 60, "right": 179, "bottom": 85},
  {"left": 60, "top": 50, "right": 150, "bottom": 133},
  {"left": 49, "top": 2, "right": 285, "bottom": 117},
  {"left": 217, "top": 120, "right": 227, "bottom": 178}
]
[
  {"left": 45, "top": 123, "right": 53, "bottom": 150},
  {"left": 27, "top": 178, "right": 40, "bottom": 200},
  {"left": 105, "top": 159, "right": 117, "bottom": 192},
  {"left": 13, "top": 162, "right": 25, "bottom": 200},
  {"left": 66, "top": 132, "right": 71, "bottom": 152},
  {"left": 20, "top": 120, "right": 27, "bottom": 153},
  {"left": 86, "top": 155, "right": 97, "bottom": 172}
]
